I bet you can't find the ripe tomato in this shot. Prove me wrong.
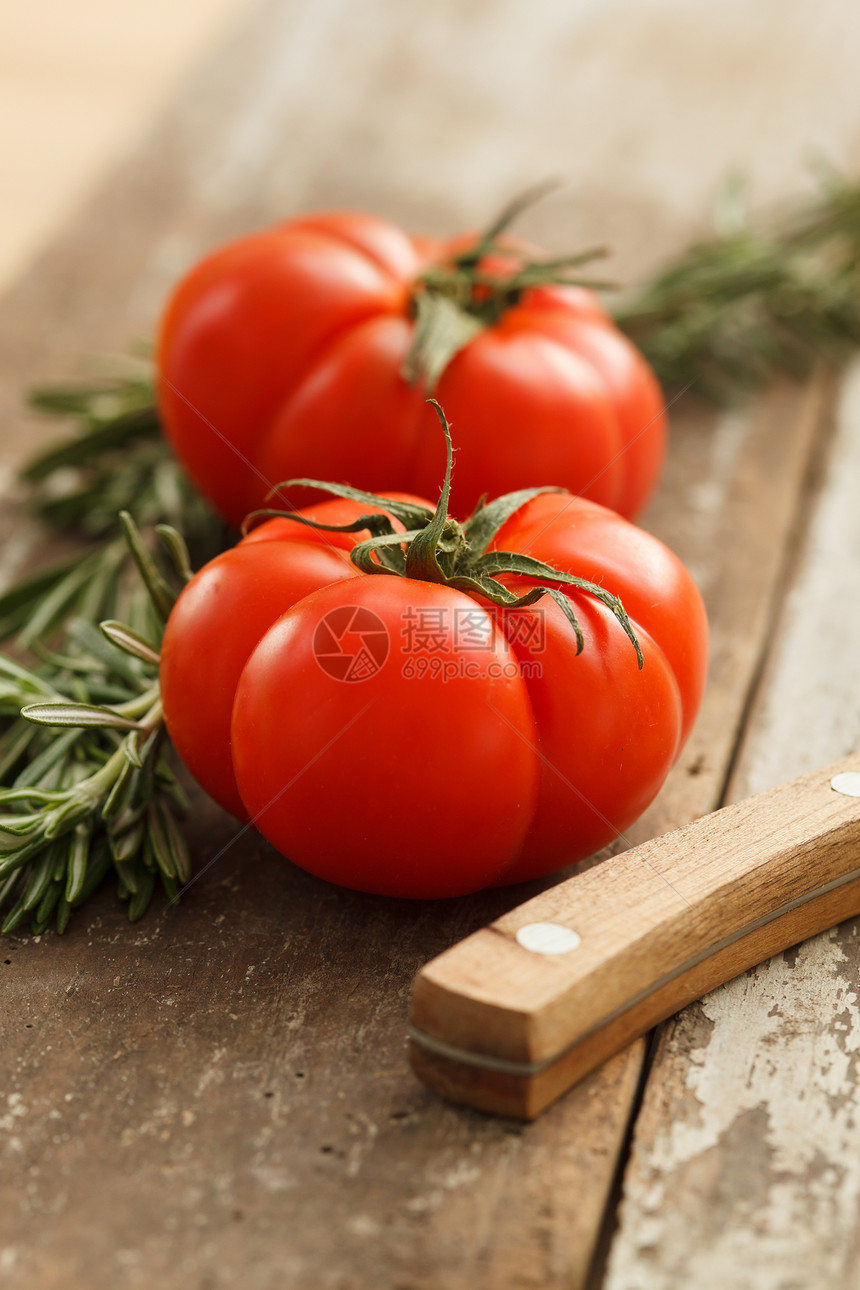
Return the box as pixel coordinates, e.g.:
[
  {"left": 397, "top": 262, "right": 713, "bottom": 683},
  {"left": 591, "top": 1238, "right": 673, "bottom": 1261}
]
[
  {"left": 156, "top": 211, "right": 666, "bottom": 528},
  {"left": 160, "top": 479, "right": 707, "bottom": 899},
  {"left": 158, "top": 493, "right": 420, "bottom": 820}
]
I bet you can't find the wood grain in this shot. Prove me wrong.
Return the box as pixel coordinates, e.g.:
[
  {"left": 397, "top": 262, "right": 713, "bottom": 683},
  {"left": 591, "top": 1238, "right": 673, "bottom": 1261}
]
[
  {"left": 604, "top": 361, "right": 860, "bottom": 1290},
  {"left": 0, "top": 1, "right": 859, "bottom": 1286}
]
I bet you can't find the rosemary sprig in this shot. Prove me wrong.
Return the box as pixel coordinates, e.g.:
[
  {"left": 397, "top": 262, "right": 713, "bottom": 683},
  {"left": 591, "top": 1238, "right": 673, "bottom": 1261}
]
[
  {"left": 0, "top": 368, "right": 226, "bottom": 644},
  {"left": 612, "top": 171, "right": 860, "bottom": 400},
  {"left": 0, "top": 515, "right": 191, "bottom": 934}
]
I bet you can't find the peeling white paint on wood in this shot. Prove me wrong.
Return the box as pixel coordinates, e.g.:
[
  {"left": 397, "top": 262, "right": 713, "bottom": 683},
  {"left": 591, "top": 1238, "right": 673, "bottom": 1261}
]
[
  {"left": 605, "top": 932, "right": 860, "bottom": 1290},
  {"left": 605, "top": 359, "right": 860, "bottom": 1289},
  {"left": 728, "top": 357, "right": 860, "bottom": 798}
]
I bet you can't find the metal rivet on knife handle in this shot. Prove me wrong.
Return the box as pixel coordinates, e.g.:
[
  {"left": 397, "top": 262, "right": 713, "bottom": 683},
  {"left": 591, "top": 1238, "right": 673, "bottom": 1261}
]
[
  {"left": 515, "top": 923, "right": 581, "bottom": 955},
  {"left": 830, "top": 772, "right": 860, "bottom": 798}
]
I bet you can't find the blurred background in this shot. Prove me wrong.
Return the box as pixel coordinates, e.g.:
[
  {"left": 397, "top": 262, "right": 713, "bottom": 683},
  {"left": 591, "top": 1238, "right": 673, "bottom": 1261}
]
[
  {"left": 2, "top": 0, "right": 860, "bottom": 299},
  {"left": 0, "top": 0, "right": 239, "bottom": 291}
]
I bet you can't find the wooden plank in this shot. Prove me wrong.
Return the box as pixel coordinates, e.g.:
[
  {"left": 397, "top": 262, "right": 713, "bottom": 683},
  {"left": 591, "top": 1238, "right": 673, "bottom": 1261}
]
[
  {"left": 0, "top": 1, "right": 857, "bottom": 1285},
  {"left": 0, "top": 802, "right": 647, "bottom": 1290},
  {"left": 603, "top": 358, "right": 860, "bottom": 1290},
  {"left": 0, "top": 389, "right": 832, "bottom": 1290}
]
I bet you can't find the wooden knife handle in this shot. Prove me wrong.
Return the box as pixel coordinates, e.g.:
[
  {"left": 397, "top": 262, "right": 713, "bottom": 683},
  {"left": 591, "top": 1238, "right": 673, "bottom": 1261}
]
[{"left": 408, "top": 757, "right": 860, "bottom": 1119}]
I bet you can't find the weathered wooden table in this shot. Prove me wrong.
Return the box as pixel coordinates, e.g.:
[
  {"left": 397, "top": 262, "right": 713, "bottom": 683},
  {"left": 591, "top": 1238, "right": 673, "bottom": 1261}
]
[{"left": 2, "top": 2, "right": 860, "bottom": 1286}]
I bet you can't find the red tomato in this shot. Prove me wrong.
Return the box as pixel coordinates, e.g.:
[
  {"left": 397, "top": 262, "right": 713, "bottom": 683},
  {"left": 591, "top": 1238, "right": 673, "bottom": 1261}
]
[
  {"left": 156, "top": 212, "right": 666, "bottom": 528},
  {"left": 158, "top": 494, "right": 421, "bottom": 820},
  {"left": 160, "top": 488, "right": 707, "bottom": 898}
]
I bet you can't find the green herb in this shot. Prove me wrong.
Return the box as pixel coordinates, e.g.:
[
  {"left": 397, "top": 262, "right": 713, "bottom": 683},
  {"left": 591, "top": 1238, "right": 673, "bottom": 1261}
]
[
  {"left": 0, "top": 369, "right": 225, "bottom": 644},
  {"left": 613, "top": 170, "right": 860, "bottom": 401},
  {"left": 0, "top": 515, "right": 190, "bottom": 934}
]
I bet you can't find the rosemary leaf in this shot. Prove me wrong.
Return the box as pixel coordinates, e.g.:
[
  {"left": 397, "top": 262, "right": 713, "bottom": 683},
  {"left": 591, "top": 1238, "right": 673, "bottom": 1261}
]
[
  {"left": 0, "top": 517, "right": 193, "bottom": 935},
  {"left": 612, "top": 172, "right": 860, "bottom": 400}
]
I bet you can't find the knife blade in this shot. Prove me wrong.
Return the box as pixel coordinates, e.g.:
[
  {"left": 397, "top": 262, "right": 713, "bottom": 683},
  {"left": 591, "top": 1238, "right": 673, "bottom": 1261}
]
[{"left": 408, "top": 756, "right": 860, "bottom": 1119}]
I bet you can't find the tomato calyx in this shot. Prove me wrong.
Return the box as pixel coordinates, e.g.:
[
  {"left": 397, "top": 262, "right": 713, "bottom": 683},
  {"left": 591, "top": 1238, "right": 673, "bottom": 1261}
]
[
  {"left": 402, "top": 183, "right": 615, "bottom": 391},
  {"left": 244, "top": 401, "right": 643, "bottom": 667}
]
